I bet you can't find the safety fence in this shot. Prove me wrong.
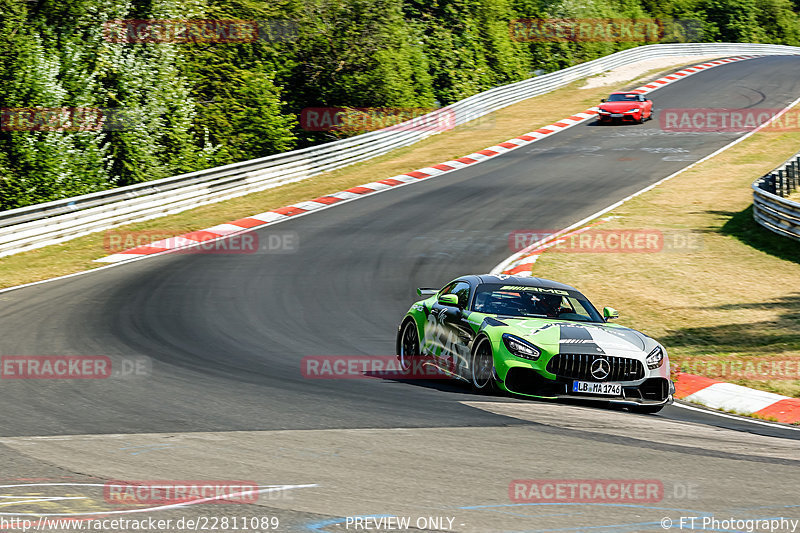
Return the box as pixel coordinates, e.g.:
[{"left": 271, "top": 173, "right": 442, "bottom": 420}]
[
  {"left": 752, "top": 150, "right": 800, "bottom": 241},
  {"left": 3, "top": 42, "right": 800, "bottom": 257}
]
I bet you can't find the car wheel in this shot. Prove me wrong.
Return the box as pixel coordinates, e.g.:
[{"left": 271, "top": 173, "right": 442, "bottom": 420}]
[
  {"left": 399, "top": 320, "right": 420, "bottom": 371},
  {"left": 471, "top": 337, "right": 498, "bottom": 394},
  {"left": 629, "top": 403, "right": 664, "bottom": 414}
]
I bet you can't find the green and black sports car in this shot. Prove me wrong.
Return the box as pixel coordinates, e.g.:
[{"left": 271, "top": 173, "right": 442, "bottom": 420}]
[{"left": 396, "top": 274, "right": 674, "bottom": 413}]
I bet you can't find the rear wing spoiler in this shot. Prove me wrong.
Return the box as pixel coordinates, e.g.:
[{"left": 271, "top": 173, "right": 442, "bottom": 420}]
[{"left": 417, "top": 287, "right": 438, "bottom": 297}]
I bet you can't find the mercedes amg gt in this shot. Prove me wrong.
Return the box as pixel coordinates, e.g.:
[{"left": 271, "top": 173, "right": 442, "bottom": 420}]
[{"left": 396, "top": 274, "right": 673, "bottom": 413}]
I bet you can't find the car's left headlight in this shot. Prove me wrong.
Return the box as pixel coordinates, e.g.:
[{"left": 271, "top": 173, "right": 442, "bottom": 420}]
[
  {"left": 626, "top": 107, "right": 640, "bottom": 113},
  {"left": 502, "top": 334, "right": 541, "bottom": 361},
  {"left": 646, "top": 346, "right": 665, "bottom": 369}
]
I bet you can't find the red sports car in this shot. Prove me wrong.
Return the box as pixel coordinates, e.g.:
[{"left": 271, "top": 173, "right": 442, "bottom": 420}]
[{"left": 596, "top": 92, "right": 653, "bottom": 124}]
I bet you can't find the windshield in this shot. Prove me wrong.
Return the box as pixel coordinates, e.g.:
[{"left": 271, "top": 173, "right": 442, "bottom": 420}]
[
  {"left": 471, "top": 284, "right": 603, "bottom": 322},
  {"left": 606, "top": 93, "right": 639, "bottom": 102}
]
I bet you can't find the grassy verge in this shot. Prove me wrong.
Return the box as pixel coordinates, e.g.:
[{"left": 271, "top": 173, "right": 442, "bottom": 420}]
[
  {"left": 0, "top": 58, "right": 715, "bottom": 290},
  {"left": 529, "top": 105, "right": 800, "bottom": 398}
]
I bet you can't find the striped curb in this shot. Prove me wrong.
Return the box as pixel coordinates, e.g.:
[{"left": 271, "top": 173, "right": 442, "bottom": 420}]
[
  {"left": 95, "top": 56, "right": 754, "bottom": 263},
  {"left": 674, "top": 372, "right": 800, "bottom": 424}
]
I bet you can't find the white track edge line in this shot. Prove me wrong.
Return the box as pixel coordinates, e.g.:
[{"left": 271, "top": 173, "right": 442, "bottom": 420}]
[{"left": 673, "top": 402, "right": 800, "bottom": 432}]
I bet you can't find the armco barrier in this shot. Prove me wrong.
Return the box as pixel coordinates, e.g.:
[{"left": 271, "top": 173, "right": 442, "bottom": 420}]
[
  {"left": 3, "top": 42, "right": 800, "bottom": 257},
  {"left": 752, "top": 150, "right": 800, "bottom": 241}
]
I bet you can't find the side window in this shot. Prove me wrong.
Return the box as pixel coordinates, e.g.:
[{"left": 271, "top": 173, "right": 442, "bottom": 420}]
[
  {"left": 438, "top": 282, "right": 455, "bottom": 296},
  {"left": 448, "top": 281, "right": 471, "bottom": 308},
  {"left": 565, "top": 297, "right": 593, "bottom": 320}
]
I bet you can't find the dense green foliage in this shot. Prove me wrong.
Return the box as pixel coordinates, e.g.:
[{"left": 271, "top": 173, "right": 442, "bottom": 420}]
[{"left": 1, "top": 0, "right": 799, "bottom": 209}]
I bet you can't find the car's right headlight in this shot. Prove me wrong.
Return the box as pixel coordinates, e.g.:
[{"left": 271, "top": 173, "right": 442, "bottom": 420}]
[
  {"left": 502, "top": 334, "right": 541, "bottom": 361},
  {"left": 625, "top": 107, "right": 640, "bottom": 113},
  {"left": 646, "top": 346, "right": 665, "bottom": 369}
]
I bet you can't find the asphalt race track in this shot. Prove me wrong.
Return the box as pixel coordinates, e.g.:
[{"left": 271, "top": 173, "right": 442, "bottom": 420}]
[{"left": 1, "top": 56, "right": 799, "bottom": 532}]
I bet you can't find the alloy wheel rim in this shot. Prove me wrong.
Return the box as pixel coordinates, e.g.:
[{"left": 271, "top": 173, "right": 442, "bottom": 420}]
[
  {"left": 400, "top": 322, "right": 417, "bottom": 370},
  {"left": 472, "top": 339, "right": 493, "bottom": 389}
]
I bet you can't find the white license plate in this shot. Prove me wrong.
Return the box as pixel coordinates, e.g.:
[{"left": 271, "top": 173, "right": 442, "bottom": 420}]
[
  {"left": 572, "top": 381, "right": 622, "bottom": 396},
  {"left": 611, "top": 113, "right": 623, "bottom": 118}
]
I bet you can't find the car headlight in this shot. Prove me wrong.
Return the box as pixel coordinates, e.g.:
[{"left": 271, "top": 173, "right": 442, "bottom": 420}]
[
  {"left": 626, "top": 107, "right": 640, "bottom": 113},
  {"left": 598, "top": 109, "right": 610, "bottom": 114},
  {"left": 502, "top": 334, "right": 541, "bottom": 361},
  {"left": 646, "top": 346, "right": 665, "bottom": 369}
]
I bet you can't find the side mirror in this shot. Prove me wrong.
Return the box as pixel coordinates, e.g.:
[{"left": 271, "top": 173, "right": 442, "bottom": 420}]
[
  {"left": 600, "top": 98, "right": 606, "bottom": 102},
  {"left": 603, "top": 307, "right": 619, "bottom": 320},
  {"left": 438, "top": 294, "right": 459, "bottom": 307}
]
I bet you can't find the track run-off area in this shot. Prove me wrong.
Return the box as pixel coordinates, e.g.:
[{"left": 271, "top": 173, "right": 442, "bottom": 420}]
[{"left": 0, "top": 56, "right": 799, "bottom": 532}]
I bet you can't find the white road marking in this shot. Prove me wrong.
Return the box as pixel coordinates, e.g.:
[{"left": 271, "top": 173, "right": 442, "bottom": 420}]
[
  {"left": 673, "top": 402, "right": 800, "bottom": 432},
  {"left": 0, "top": 483, "right": 318, "bottom": 517}
]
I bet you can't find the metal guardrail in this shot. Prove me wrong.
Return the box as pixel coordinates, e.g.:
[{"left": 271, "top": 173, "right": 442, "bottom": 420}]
[
  {"left": 3, "top": 42, "right": 800, "bottom": 257},
  {"left": 752, "top": 151, "right": 800, "bottom": 241}
]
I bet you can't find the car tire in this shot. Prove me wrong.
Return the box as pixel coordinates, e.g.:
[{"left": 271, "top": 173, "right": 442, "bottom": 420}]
[
  {"left": 398, "top": 319, "right": 421, "bottom": 371},
  {"left": 470, "top": 337, "right": 498, "bottom": 394},
  {"left": 629, "top": 403, "right": 664, "bottom": 414}
]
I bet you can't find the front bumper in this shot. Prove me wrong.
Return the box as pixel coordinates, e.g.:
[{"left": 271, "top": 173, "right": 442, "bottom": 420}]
[
  {"left": 597, "top": 112, "right": 640, "bottom": 122},
  {"left": 498, "top": 366, "right": 672, "bottom": 406}
]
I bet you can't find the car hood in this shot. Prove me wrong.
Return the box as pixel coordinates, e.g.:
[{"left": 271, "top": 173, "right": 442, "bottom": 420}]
[
  {"left": 599, "top": 101, "right": 641, "bottom": 112},
  {"left": 491, "top": 318, "right": 654, "bottom": 356}
]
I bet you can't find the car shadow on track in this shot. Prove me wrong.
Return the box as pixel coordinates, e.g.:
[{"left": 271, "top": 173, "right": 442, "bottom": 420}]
[
  {"left": 367, "top": 369, "right": 637, "bottom": 412},
  {"left": 585, "top": 118, "right": 655, "bottom": 127}
]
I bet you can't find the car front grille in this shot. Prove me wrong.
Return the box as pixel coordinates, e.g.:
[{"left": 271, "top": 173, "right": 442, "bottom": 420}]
[{"left": 546, "top": 353, "right": 644, "bottom": 382}]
